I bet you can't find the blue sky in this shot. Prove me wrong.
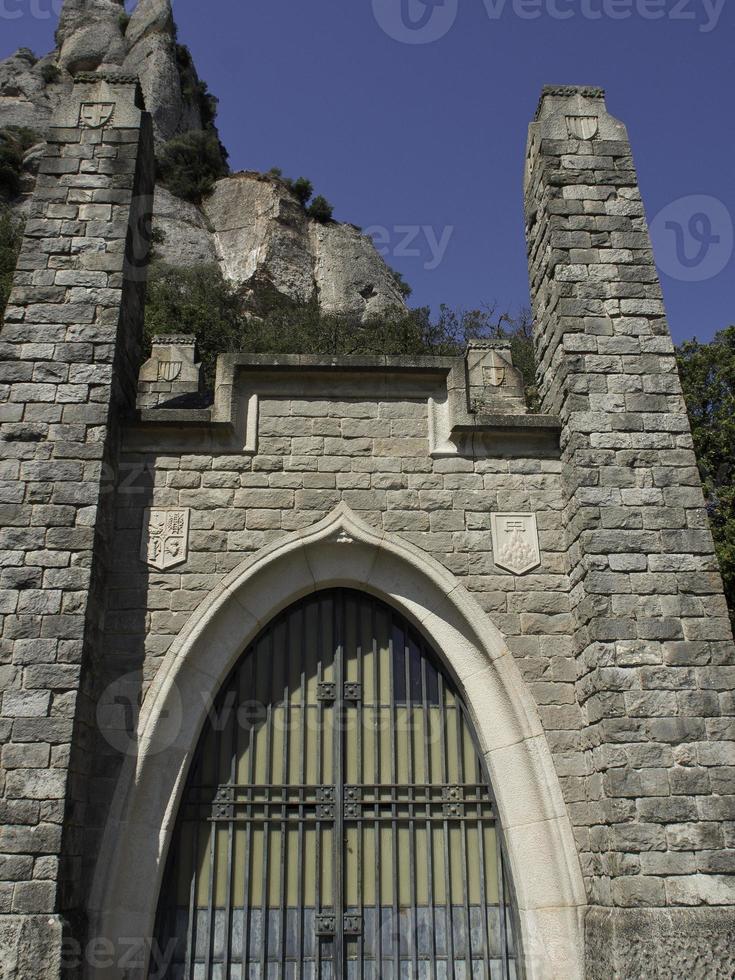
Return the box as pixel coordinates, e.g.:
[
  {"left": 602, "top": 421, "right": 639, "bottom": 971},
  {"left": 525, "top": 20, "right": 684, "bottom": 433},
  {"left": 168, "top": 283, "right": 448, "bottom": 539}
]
[{"left": 3, "top": 0, "right": 732, "bottom": 343}]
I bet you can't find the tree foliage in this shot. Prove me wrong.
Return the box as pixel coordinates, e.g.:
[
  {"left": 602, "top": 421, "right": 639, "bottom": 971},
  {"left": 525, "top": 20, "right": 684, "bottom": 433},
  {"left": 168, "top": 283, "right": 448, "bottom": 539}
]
[
  {"left": 676, "top": 327, "right": 735, "bottom": 625},
  {"left": 144, "top": 263, "right": 537, "bottom": 398},
  {"left": 0, "top": 127, "right": 40, "bottom": 201},
  {"left": 157, "top": 131, "right": 229, "bottom": 203},
  {"left": 0, "top": 205, "right": 24, "bottom": 322}
]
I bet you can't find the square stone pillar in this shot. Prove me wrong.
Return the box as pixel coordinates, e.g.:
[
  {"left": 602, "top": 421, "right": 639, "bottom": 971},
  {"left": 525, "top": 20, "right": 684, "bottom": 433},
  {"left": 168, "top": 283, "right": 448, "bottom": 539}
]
[
  {"left": 0, "top": 71, "right": 154, "bottom": 977},
  {"left": 525, "top": 85, "right": 735, "bottom": 976}
]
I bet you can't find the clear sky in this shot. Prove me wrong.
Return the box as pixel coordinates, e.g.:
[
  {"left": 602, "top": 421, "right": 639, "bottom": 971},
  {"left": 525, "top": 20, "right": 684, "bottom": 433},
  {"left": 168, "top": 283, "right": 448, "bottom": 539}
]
[{"left": 2, "top": 0, "right": 732, "bottom": 343}]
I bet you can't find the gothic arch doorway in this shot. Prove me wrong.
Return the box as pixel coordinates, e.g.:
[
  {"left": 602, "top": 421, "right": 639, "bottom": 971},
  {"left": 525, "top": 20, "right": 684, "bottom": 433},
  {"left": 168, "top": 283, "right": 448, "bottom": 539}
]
[{"left": 152, "top": 589, "right": 519, "bottom": 979}]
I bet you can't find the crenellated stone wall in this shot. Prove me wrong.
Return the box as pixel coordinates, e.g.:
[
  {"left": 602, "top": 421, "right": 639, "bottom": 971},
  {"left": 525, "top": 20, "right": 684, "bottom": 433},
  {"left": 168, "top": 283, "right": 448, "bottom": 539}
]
[{"left": 525, "top": 85, "right": 735, "bottom": 973}]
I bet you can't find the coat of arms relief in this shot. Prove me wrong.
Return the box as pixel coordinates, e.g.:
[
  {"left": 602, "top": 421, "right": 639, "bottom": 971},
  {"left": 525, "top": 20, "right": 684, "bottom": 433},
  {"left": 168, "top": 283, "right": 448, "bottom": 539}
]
[
  {"left": 140, "top": 509, "right": 190, "bottom": 571},
  {"left": 490, "top": 513, "right": 541, "bottom": 575}
]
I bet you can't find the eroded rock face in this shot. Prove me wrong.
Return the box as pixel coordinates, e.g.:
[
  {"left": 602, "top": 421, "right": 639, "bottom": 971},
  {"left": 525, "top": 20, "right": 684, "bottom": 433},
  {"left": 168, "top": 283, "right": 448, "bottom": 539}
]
[
  {"left": 198, "top": 174, "right": 405, "bottom": 318},
  {"left": 153, "top": 185, "right": 218, "bottom": 267},
  {"left": 56, "top": 0, "right": 128, "bottom": 74}
]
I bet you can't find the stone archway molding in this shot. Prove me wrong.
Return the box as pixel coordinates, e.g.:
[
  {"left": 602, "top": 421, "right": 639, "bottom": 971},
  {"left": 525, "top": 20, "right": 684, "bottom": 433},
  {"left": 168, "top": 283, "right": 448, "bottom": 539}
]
[{"left": 87, "top": 503, "right": 587, "bottom": 979}]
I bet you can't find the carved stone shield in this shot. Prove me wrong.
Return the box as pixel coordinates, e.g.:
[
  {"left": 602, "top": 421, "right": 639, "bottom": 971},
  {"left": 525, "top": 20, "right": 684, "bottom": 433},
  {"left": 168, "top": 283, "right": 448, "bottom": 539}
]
[
  {"left": 491, "top": 513, "right": 541, "bottom": 576},
  {"left": 79, "top": 102, "right": 115, "bottom": 128},
  {"left": 565, "top": 115, "right": 599, "bottom": 140},
  {"left": 158, "top": 361, "right": 182, "bottom": 382},
  {"left": 141, "top": 509, "right": 190, "bottom": 571}
]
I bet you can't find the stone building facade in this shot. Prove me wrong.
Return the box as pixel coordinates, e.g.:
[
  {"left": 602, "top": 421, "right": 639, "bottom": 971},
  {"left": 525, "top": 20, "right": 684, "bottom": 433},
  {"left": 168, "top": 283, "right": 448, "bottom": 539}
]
[{"left": 0, "top": 76, "right": 733, "bottom": 979}]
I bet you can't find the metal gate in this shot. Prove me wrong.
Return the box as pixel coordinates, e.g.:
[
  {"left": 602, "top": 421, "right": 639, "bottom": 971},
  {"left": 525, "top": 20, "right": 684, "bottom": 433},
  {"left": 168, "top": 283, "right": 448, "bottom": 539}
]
[{"left": 152, "top": 590, "right": 518, "bottom": 979}]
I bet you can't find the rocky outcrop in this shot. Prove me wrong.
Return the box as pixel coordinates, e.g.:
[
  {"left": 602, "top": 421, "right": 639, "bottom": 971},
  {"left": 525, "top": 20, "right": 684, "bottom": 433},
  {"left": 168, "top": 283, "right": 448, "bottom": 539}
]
[
  {"left": 0, "top": 0, "right": 406, "bottom": 322},
  {"left": 199, "top": 174, "right": 404, "bottom": 316}
]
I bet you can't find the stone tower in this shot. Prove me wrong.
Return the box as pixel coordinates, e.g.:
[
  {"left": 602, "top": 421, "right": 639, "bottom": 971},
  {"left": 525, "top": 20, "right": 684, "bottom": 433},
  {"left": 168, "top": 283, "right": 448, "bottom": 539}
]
[
  {"left": 0, "top": 73, "right": 154, "bottom": 975},
  {"left": 0, "top": 77, "right": 732, "bottom": 980},
  {"left": 526, "top": 86, "right": 735, "bottom": 974}
]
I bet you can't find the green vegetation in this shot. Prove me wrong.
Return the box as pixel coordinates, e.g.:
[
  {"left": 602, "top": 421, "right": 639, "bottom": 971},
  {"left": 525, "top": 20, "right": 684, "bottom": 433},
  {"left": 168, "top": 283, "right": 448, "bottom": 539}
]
[
  {"left": 176, "top": 44, "right": 220, "bottom": 129},
  {"left": 0, "top": 205, "right": 25, "bottom": 323},
  {"left": 118, "top": 12, "right": 131, "bottom": 33},
  {"left": 40, "top": 62, "right": 61, "bottom": 85},
  {"left": 0, "top": 127, "right": 40, "bottom": 201},
  {"left": 676, "top": 326, "right": 735, "bottom": 626},
  {"left": 267, "top": 170, "right": 334, "bottom": 222},
  {"left": 157, "top": 130, "right": 229, "bottom": 203},
  {"left": 306, "top": 194, "right": 334, "bottom": 224},
  {"left": 144, "top": 262, "right": 537, "bottom": 398}
]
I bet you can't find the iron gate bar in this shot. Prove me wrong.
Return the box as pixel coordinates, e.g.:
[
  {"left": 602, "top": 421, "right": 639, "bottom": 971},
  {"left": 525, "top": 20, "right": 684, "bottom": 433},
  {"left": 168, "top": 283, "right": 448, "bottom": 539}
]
[
  {"left": 239, "top": 645, "right": 256, "bottom": 980},
  {"left": 370, "top": 599, "right": 383, "bottom": 975},
  {"left": 333, "top": 592, "right": 345, "bottom": 977},
  {"left": 404, "top": 630, "right": 420, "bottom": 980},
  {"left": 420, "top": 651, "right": 438, "bottom": 980},
  {"left": 278, "top": 613, "right": 289, "bottom": 980},
  {"left": 296, "top": 605, "right": 307, "bottom": 980},
  {"left": 455, "top": 681, "right": 474, "bottom": 979},
  {"left": 437, "top": 668, "right": 457, "bottom": 973},
  {"left": 388, "top": 622, "right": 400, "bottom": 980},
  {"left": 356, "top": 595, "right": 365, "bottom": 980}
]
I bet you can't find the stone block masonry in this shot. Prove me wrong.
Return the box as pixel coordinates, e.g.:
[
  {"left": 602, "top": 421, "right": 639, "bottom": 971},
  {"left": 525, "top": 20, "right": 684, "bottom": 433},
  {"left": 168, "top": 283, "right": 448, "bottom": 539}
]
[
  {"left": 525, "top": 86, "right": 735, "bottom": 974},
  {"left": 0, "top": 72, "right": 155, "bottom": 977}
]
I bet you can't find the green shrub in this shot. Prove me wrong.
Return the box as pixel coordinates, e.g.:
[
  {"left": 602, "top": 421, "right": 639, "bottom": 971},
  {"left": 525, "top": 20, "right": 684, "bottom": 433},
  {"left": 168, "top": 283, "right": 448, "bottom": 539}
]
[
  {"left": 0, "top": 205, "right": 25, "bottom": 322},
  {"left": 677, "top": 327, "right": 735, "bottom": 626},
  {"left": 157, "top": 131, "right": 229, "bottom": 203},
  {"left": 0, "top": 127, "right": 40, "bottom": 201},
  {"left": 144, "top": 262, "right": 537, "bottom": 396},
  {"left": 389, "top": 267, "right": 413, "bottom": 300},
  {"left": 289, "top": 177, "right": 314, "bottom": 207},
  {"left": 40, "top": 63, "right": 61, "bottom": 85},
  {"left": 306, "top": 195, "right": 334, "bottom": 223}
]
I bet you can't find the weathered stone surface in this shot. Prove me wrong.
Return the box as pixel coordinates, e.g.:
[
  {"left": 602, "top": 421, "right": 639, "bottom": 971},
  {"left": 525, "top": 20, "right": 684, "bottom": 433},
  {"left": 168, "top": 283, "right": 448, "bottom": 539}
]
[
  {"left": 585, "top": 907, "right": 735, "bottom": 979},
  {"left": 0, "top": 914, "right": 63, "bottom": 980},
  {"left": 152, "top": 185, "right": 218, "bottom": 267}
]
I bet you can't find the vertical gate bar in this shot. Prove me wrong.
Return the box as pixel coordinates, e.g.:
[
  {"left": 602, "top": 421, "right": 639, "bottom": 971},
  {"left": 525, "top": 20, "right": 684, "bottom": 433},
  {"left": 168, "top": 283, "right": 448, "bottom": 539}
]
[
  {"left": 455, "top": 706, "right": 474, "bottom": 980},
  {"left": 203, "top": 716, "right": 223, "bottom": 979},
  {"left": 297, "top": 605, "right": 307, "bottom": 980},
  {"left": 420, "top": 648, "right": 437, "bottom": 980},
  {"left": 259, "top": 629, "right": 276, "bottom": 980},
  {"left": 404, "top": 635, "right": 419, "bottom": 980},
  {"left": 241, "top": 643, "right": 257, "bottom": 977},
  {"left": 334, "top": 591, "right": 346, "bottom": 980},
  {"left": 279, "top": 612, "right": 291, "bottom": 980},
  {"left": 223, "top": 671, "right": 239, "bottom": 979},
  {"left": 184, "top": 787, "right": 200, "bottom": 980},
  {"left": 357, "top": 595, "right": 365, "bottom": 980},
  {"left": 496, "top": 836, "right": 510, "bottom": 980},
  {"left": 436, "top": 670, "right": 456, "bottom": 974},
  {"left": 315, "top": 597, "right": 324, "bottom": 980},
  {"left": 471, "top": 746, "right": 492, "bottom": 980},
  {"left": 388, "top": 620, "right": 400, "bottom": 980},
  {"left": 371, "top": 598, "right": 383, "bottom": 978}
]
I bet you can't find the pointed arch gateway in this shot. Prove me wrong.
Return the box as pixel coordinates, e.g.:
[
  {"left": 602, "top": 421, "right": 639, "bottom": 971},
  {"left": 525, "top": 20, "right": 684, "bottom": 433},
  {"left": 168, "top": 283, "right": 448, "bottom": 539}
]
[
  {"left": 88, "top": 506, "right": 586, "bottom": 980},
  {"left": 154, "top": 588, "right": 518, "bottom": 978}
]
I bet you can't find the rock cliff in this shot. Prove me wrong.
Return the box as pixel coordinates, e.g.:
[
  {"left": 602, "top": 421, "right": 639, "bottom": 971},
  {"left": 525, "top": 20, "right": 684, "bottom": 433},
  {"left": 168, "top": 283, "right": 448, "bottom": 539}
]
[{"left": 0, "top": 0, "right": 406, "bottom": 320}]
